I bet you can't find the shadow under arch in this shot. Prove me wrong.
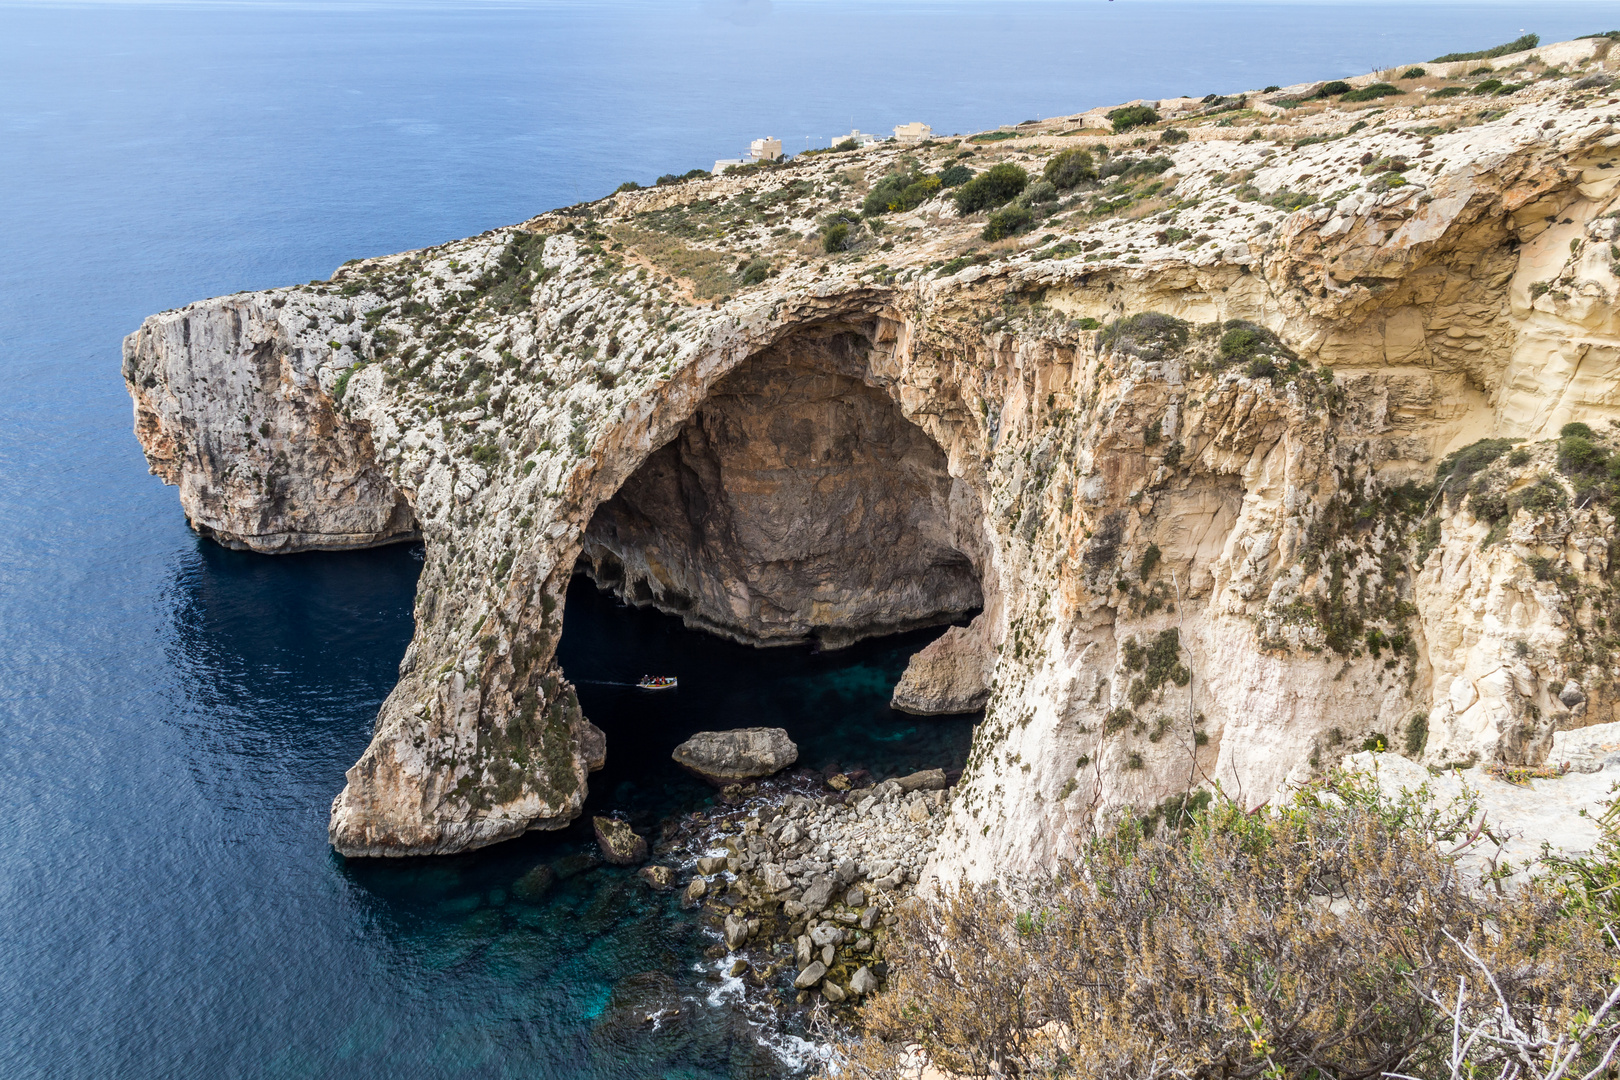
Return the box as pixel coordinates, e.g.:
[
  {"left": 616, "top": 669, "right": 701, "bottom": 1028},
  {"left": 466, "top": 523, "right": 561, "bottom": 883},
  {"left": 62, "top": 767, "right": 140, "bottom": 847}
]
[
  {"left": 575, "top": 314, "right": 985, "bottom": 651},
  {"left": 549, "top": 311, "right": 988, "bottom": 826}
]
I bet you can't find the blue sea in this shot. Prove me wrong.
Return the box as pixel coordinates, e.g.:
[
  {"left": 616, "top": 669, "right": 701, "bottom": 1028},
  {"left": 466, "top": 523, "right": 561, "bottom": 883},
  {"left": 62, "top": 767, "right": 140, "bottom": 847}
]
[{"left": 1, "top": 1, "right": 1611, "bottom": 1076}]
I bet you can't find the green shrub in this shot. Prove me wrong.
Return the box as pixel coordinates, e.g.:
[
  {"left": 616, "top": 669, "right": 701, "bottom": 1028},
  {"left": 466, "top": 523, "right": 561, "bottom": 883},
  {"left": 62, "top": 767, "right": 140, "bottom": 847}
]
[
  {"left": 1341, "top": 81, "right": 1402, "bottom": 102},
  {"left": 613, "top": 180, "right": 641, "bottom": 193},
  {"left": 953, "top": 163, "right": 1029, "bottom": 213},
  {"left": 735, "top": 258, "right": 771, "bottom": 286},
  {"left": 938, "top": 164, "right": 973, "bottom": 187},
  {"left": 982, "top": 203, "right": 1033, "bottom": 241},
  {"left": 1518, "top": 475, "right": 1567, "bottom": 514},
  {"left": 1159, "top": 127, "right": 1189, "bottom": 145},
  {"left": 1436, "top": 437, "right": 1516, "bottom": 493},
  {"left": 1101, "top": 312, "right": 1190, "bottom": 360},
  {"left": 654, "top": 168, "right": 709, "bottom": 186},
  {"left": 1106, "top": 105, "right": 1160, "bottom": 132},
  {"left": 1042, "top": 147, "right": 1096, "bottom": 189},
  {"left": 821, "top": 223, "right": 851, "bottom": 253},
  {"left": 833, "top": 138, "right": 858, "bottom": 152},
  {"left": 1021, "top": 179, "right": 1058, "bottom": 204},
  {"left": 1472, "top": 78, "right": 1505, "bottom": 94},
  {"left": 1469, "top": 488, "right": 1510, "bottom": 524},
  {"left": 1401, "top": 66, "right": 1428, "bottom": 79},
  {"left": 1561, "top": 421, "right": 1596, "bottom": 440},
  {"left": 1404, "top": 711, "right": 1429, "bottom": 755},
  {"left": 1317, "top": 79, "right": 1352, "bottom": 96},
  {"left": 1429, "top": 85, "right": 1467, "bottom": 97},
  {"left": 1432, "top": 32, "right": 1538, "bottom": 63}
]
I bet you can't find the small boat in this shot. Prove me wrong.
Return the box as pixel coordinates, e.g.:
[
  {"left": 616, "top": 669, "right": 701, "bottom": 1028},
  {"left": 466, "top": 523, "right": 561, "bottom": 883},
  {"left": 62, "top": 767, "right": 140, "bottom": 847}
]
[{"left": 637, "top": 675, "right": 678, "bottom": 691}]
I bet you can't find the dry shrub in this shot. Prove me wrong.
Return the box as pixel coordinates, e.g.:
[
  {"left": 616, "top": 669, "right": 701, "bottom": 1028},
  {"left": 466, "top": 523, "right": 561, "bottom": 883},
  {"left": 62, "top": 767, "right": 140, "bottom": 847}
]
[{"left": 835, "top": 772, "right": 1617, "bottom": 1080}]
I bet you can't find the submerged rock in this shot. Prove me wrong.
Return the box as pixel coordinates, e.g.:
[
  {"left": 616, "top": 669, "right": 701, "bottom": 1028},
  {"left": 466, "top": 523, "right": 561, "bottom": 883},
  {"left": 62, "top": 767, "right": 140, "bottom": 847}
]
[
  {"left": 671, "top": 728, "right": 798, "bottom": 787},
  {"left": 513, "top": 863, "right": 556, "bottom": 900},
  {"left": 593, "top": 817, "right": 648, "bottom": 866}
]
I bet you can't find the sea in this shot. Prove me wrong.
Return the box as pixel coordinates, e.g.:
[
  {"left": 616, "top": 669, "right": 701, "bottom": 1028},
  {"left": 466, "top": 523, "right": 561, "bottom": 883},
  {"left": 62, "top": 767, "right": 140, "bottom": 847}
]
[{"left": 0, "top": 1, "right": 1611, "bottom": 1076}]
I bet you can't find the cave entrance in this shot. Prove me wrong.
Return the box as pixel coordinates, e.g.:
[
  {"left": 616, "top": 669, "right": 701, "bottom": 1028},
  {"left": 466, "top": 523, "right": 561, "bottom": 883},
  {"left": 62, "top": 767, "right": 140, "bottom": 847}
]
[{"left": 578, "top": 319, "right": 983, "bottom": 649}]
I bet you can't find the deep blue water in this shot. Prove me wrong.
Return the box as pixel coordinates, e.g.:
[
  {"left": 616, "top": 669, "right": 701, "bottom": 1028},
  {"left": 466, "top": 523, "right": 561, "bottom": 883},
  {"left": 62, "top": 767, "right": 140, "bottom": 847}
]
[{"left": 2, "top": 1, "right": 1614, "bottom": 1076}]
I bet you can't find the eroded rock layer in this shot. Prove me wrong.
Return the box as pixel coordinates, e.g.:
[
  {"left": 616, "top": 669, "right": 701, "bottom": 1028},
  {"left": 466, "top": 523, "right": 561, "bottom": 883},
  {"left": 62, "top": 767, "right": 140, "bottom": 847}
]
[{"left": 123, "top": 38, "right": 1620, "bottom": 868}]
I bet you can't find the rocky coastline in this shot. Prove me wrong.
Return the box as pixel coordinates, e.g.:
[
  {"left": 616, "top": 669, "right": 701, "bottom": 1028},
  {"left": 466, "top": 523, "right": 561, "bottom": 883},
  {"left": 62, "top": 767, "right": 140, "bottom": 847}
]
[
  {"left": 611, "top": 764, "right": 954, "bottom": 1015},
  {"left": 124, "top": 32, "right": 1620, "bottom": 884}
]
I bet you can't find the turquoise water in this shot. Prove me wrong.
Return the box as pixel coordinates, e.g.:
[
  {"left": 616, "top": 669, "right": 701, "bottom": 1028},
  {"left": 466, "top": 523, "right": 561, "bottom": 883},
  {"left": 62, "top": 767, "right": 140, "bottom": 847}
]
[{"left": 3, "top": 1, "right": 1615, "bottom": 1076}]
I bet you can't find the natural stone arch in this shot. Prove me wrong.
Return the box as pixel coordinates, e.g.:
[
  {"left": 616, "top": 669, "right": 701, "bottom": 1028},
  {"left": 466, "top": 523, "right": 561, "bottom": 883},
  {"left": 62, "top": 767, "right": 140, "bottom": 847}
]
[{"left": 325, "top": 300, "right": 994, "bottom": 857}]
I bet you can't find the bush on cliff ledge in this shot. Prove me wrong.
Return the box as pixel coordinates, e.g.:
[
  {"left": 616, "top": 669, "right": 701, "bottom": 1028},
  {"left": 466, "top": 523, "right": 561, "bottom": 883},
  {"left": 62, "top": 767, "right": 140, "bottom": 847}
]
[
  {"left": 832, "top": 772, "right": 1619, "bottom": 1080},
  {"left": 952, "top": 164, "right": 1029, "bottom": 214}
]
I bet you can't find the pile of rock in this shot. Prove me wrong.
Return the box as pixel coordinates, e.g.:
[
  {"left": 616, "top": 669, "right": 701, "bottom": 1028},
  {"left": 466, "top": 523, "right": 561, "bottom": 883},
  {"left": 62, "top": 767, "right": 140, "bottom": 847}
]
[{"left": 680, "top": 769, "right": 951, "bottom": 1005}]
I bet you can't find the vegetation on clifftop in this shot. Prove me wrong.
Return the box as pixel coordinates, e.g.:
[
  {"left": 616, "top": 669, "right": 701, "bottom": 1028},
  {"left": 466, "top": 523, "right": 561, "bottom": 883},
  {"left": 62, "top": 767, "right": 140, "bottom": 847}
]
[{"left": 831, "top": 771, "right": 1620, "bottom": 1080}]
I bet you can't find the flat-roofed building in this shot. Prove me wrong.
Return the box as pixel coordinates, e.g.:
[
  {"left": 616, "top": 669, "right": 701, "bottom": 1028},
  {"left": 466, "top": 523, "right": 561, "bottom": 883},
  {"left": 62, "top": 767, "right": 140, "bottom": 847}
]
[{"left": 893, "top": 122, "right": 932, "bottom": 143}]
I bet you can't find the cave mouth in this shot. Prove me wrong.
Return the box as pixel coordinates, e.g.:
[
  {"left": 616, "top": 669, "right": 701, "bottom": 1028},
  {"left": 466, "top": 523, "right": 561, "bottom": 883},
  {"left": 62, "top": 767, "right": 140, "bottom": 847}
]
[{"left": 579, "top": 320, "right": 983, "bottom": 650}]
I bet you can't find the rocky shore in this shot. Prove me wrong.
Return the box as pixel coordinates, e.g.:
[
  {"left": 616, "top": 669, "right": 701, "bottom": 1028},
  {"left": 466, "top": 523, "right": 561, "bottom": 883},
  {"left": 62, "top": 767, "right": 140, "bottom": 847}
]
[{"left": 630, "top": 766, "right": 952, "bottom": 1012}]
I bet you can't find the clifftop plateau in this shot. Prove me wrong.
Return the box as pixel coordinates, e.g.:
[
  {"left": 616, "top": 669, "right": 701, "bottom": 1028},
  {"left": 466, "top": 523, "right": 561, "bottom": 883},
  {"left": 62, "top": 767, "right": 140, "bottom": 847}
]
[{"left": 125, "top": 35, "right": 1620, "bottom": 874}]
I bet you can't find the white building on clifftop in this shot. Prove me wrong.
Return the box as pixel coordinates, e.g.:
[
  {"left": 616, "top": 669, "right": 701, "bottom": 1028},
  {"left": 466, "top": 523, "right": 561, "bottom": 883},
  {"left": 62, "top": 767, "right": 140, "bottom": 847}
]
[{"left": 713, "top": 135, "right": 784, "bottom": 175}]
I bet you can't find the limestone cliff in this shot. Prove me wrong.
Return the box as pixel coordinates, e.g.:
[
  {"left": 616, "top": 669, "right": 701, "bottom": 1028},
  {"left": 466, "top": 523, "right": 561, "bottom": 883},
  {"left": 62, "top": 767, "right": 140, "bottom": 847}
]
[{"left": 124, "top": 37, "right": 1620, "bottom": 868}]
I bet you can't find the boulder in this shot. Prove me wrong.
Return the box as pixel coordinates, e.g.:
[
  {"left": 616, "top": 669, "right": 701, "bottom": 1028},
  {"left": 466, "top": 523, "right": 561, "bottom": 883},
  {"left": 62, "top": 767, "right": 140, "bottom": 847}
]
[
  {"left": 894, "top": 768, "right": 948, "bottom": 793},
  {"left": 696, "top": 855, "right": 727, "bottom": 875},
  {"left": 1551, "top": 719, "right": 1620, "bottom": 773},
  {"left": 592, "top": 817, "right": 648, "bottom": 866},
  {"left": 682, "top": 877, "right": 707, "bottom": 908},
  {"left": 859, "top": 905, "right": 880, "bottom": 930},
  {"left": 800, "top": 876, "right": 835, "bottom": 911},
  {"left": 821, "top": 980, "right": 847, "bottom": 1003},
  {"left": 850, "top": 966, "right": 880, "bottom": 996},
  {"left": 809, "top": 923, "right": 844, "bottom": 947},
  {"left": 793, "top": 960, "right": 827, "bottom": 989},
  {"left": 637, "top": 865, "right": 676, "bottom": 890},
  {"left": 844, "top": 885, "right": 866, "bottom": 908},
  {"left": 723, "top": 912, "right": 750, "bottom": 951},
  {"left": 890, "top": 620, "right": 993, "bottom": 715},
  {"left": 672, "top": 727, "right": 799, "bottom": 786}
]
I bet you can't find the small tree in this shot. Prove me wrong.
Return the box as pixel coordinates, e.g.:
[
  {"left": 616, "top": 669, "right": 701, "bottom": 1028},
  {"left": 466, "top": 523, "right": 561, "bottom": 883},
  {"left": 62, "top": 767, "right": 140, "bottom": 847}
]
[
  {"left": 1107, "top": 104, "right": 1160, "bottom": 132},
  {"left": 952, "top": 164, "right": 1029, "bottom": 214},
  {"left": 1043, "top": 147, "right": 1096, "bottom": 189}
]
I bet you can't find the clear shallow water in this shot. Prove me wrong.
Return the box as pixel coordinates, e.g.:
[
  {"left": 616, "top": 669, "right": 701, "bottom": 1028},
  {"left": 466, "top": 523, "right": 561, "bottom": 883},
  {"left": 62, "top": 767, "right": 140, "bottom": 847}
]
[{"left": 2, "top": 1, "right": 1614, "bottom": 1076}]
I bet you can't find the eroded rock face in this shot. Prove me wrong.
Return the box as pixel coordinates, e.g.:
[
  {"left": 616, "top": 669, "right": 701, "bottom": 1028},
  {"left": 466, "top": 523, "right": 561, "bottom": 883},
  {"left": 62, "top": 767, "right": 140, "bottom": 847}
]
[
  {"left": 672, "top": 728, "right": 799, "bottom": 786},
  {"left": 124, "top": 46, "right": 1620, "bottom": 870},
  {"left": 581, "top": 326, "right": 982, "bottom": 646},
  {"left": 891, "top": 618, "right": 994, "bottom": 714}
]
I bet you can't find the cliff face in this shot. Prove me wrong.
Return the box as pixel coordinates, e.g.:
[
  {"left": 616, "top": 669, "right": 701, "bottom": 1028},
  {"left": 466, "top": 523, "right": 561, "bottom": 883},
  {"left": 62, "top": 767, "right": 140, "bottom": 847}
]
[{"left": 124, "top": 40, "right": 1620, "bottom": 866}]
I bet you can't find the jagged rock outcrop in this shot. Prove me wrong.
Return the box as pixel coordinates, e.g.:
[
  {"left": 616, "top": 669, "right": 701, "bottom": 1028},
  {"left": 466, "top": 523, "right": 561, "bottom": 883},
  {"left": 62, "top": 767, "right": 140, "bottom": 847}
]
[
  {"left": 890, "top": 617, "right": 993, "bottom": 714},
  {"left": 124, "top": 38, "right": 1620, "bottom": 871}
]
